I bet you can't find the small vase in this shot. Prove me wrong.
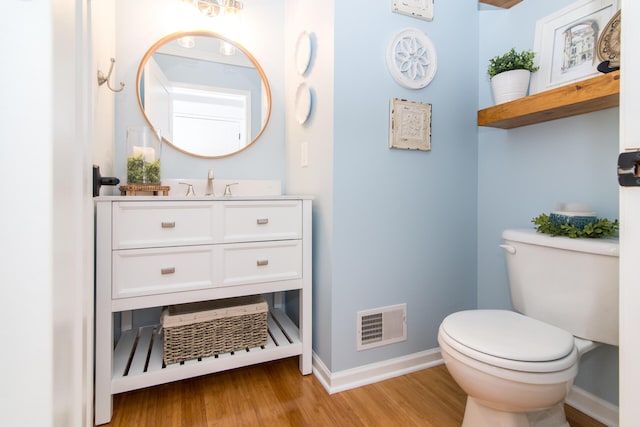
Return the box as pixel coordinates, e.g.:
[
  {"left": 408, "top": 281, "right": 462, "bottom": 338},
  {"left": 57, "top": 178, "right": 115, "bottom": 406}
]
[
  {"left": 491, "top": 69, "right": 531, "bottom": 105},
  {"left": 126, "top": 126, "right": 162, "bottom": 185}
]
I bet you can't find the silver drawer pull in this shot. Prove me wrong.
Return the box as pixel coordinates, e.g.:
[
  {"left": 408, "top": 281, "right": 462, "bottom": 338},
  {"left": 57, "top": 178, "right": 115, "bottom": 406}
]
[
  {"left": 256, "top": 260, "right": 269, "bottom": 267},
  {"left": 161, "top": 222, "right": 176, "bottom": 228},
  {"left": 161, "top": 267, "right": 176, "bottom": 275},
  {"left": 256, "top": 218, "right": 269, "bottom": 225}
]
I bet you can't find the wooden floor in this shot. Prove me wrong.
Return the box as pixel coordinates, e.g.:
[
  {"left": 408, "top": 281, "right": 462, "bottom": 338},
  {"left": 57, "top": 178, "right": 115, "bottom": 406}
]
[{"left": 101, "top": 357, "right": 605, "bottom": 427}]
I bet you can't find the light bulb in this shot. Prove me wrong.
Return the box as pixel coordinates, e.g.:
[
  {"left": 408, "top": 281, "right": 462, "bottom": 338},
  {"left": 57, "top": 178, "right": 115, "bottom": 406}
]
[
  {"left": 219, "top": 41, "right": 236, "bottom": 56},
  {"left": 177, "top": 36, "right": 195, "bottom": 48}
]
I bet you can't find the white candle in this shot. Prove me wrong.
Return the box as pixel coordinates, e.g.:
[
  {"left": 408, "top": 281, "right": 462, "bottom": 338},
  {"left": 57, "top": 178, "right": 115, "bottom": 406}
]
[
  {"left": 142, "top": 146, "right": 155, "bottom": 162},
  {"left": 133, "top": 146, "right": 155, "bottom": 162},
  {"left": 132, "top": 146, "right": 143, "bottom": 159}
]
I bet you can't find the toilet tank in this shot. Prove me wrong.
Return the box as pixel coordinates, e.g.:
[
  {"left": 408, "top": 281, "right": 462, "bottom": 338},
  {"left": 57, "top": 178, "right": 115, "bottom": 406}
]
[{"left": 501, "top": 229, "right": 619, "bottom": 346}]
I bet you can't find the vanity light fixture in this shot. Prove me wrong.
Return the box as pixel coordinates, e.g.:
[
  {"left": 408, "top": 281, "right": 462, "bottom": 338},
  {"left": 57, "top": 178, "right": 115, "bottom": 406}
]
[{"left": 182, "top": 0, "right": 243, "bottom": 18}]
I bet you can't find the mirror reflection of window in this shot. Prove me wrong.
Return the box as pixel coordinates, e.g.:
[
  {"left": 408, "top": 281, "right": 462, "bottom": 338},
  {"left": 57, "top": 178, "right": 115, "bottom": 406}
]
[{"left": 172, "top": 87, "right": 250, "bottom": 157}]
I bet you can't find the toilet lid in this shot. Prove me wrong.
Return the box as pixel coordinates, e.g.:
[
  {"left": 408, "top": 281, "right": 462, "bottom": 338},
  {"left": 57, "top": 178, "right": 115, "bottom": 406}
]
[{"left": 441, "top": 310, "right": 576, "bottom": 363}]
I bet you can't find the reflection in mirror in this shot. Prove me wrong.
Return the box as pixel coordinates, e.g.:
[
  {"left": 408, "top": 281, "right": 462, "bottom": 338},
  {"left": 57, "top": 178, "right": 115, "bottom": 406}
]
[{"left": 136, "top": 31, "right": 271, "bottom": 158}]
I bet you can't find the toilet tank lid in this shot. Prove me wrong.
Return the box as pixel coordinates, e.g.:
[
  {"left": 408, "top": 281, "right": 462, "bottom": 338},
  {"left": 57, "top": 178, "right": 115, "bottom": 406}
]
[
  {"left": 502, "top": 228, "right": 619, "bottom": 257},
  {"left": 441, "top": 310, "right": 575, "bottom": 363}
]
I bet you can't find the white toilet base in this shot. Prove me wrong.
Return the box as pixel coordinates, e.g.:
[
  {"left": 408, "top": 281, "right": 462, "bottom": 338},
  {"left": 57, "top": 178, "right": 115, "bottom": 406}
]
[{"left": 462, "top": 397, "right": 570, "bottom": 427}]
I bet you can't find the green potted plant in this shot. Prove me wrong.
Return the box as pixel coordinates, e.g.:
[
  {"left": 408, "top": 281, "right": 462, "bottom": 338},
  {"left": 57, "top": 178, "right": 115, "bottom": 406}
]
[{"left": 487, "top": 48, "right": 539, "bottom": 105}]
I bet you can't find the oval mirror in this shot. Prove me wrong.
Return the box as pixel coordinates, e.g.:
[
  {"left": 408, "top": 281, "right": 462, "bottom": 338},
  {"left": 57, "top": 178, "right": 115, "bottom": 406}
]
[{"left": 136, "top": 31, "right": 271, "bottom": 158}]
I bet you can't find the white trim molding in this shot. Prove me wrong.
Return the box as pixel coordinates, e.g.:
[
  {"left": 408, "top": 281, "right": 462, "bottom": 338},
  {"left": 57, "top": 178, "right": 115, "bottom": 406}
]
[
  {"left": 566, "top": 385, "right": 619, "bottom": 427},
  {"left": 312, "top": 348, "right": 442, "bottom": 394}
]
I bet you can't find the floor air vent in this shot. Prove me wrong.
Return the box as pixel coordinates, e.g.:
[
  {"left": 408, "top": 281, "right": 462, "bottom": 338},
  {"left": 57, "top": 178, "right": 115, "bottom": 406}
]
[{"left": 357, "top": 303, "right": 407, "bottom": 351}]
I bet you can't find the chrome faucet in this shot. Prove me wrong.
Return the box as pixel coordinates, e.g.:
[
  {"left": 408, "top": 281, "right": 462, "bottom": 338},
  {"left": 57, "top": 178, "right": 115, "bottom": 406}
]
[{"left": 205, "top": 169, "right": 215, "bottom": 196}]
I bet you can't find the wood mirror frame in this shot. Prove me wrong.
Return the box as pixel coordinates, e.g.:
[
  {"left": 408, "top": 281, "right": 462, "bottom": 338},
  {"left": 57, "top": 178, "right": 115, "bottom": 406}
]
[{"left": 136, "top": 31, "right": 272, "bottom": 158}]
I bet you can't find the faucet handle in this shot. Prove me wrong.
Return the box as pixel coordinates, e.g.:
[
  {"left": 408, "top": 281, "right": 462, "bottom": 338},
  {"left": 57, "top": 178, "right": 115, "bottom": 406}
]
[
  {"left": 223, "top": 182, "right": 239, "bottom": 196},
  {"left": 179, "top": 182, "right": 196, "bottom": 197}
]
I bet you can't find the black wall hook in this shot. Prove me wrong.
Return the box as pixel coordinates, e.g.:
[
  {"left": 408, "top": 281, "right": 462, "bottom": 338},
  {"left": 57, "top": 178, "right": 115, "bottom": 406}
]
[{"left": 93, "top": 165, "right": 120, "bottom": 197}]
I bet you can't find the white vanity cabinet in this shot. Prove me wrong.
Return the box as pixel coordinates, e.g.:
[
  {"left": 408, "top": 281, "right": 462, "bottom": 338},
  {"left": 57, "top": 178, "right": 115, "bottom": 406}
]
[{"left": 94, "top": 197, "right": 312, "bottom": 425}]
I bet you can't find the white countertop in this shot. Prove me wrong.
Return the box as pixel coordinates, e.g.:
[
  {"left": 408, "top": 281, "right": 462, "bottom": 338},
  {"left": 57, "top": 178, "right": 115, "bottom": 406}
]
[
  {"left": 95, "top": 194, "right": 313, "bottom": 201},
  {"left": 95, "top": 179, "right": 312, "bottom": 201}
]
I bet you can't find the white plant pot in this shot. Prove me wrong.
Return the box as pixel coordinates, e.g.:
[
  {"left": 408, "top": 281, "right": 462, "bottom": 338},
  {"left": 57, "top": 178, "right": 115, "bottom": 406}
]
[{"left": 490, "top": 69, "right": 531, "bottom": 105}]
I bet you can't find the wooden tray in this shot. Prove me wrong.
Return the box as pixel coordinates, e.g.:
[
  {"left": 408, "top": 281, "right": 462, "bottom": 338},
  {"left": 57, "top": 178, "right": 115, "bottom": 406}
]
[{"left": 119, "top": 184, "right": 170, "bottom": 196}]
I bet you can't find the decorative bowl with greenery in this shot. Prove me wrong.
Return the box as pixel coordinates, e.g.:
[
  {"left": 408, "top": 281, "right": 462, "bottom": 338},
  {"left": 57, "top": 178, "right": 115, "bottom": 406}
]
[
  {"left": 531, "top": 213, "right": 619, "bottom": 239},
  {"left": 487, "top": 48, "right": 539, "bottom": 78}
]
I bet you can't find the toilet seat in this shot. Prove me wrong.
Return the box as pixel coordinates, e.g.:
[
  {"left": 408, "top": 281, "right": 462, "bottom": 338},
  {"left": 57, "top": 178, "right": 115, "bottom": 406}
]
[{"left": 440, "top": 310, "right": 578, "bottom": 373}]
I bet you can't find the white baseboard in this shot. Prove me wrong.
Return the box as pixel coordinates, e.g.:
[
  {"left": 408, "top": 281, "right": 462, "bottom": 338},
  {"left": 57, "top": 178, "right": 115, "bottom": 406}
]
[
  {"left": 312, "top": 348, "right": 443, "bottom": 394},
  {"left": 566, "top": 385, "right": 619, "bottom": 427},
  {"left": 312, "top": 348, "right": 619, "bottom": 426}
]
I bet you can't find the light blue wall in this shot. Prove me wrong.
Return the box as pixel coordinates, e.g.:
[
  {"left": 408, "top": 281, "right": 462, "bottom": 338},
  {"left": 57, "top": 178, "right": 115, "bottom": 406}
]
[
  {"left": 478, "top": 1, "right": 619, "bottom": 405},
  {"left": 330, "top": 0, "right": 479, "bottom": 371}
]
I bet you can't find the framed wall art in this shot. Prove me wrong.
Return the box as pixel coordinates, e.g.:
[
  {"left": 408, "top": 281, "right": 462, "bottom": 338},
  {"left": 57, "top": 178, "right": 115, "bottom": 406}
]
[
  {"left": 529, "top": 0, "right": 620, "bottom": 94},
  {"left": 391, "top": 0, "right": 434, "bottom": 22},
  {"left": 386, "top": 28, "right": 437, "bottom": 90},
  {"left": 389, "top": 98, "right": 432, "bottom": 151}
]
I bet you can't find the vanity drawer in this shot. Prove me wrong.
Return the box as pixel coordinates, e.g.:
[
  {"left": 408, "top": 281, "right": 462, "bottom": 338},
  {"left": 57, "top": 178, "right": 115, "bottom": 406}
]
[
  {"left": 113, "top": 201, "right": 219, "bottom": 249},
  {"left": 112, "top": 246, "right": 216, "bottom": 298},
  {"left": 220, "top": 240, "right": 302, "bottom": 286},
  {"left": 222, "top": 201, "right": 302, "bottom": 242}
]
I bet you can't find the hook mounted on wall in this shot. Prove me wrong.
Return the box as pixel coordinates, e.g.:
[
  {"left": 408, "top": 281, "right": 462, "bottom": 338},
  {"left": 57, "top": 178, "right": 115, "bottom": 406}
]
[{"left": 97, "top": 58, "right": 125, "bottom": 93}]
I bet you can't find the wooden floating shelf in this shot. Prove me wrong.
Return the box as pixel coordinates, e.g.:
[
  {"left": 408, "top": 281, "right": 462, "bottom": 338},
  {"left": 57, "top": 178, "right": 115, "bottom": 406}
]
[
  {"left": 479, "top": 0, "right": 523, "bottom": 8},
  {"left": 478, "top": 71, "right": 620, "bottom": 129}
]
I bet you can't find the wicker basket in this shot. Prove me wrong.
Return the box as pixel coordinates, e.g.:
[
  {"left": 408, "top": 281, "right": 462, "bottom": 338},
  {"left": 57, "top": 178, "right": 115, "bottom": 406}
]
[{"left": 161, "top": 295, "right": 268, "bottom": 365}]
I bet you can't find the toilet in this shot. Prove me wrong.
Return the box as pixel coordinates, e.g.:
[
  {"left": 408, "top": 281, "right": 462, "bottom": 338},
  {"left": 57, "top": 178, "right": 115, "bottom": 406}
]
[{"left": 438, "top": 228, "right": 619, "bottom": 427}]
